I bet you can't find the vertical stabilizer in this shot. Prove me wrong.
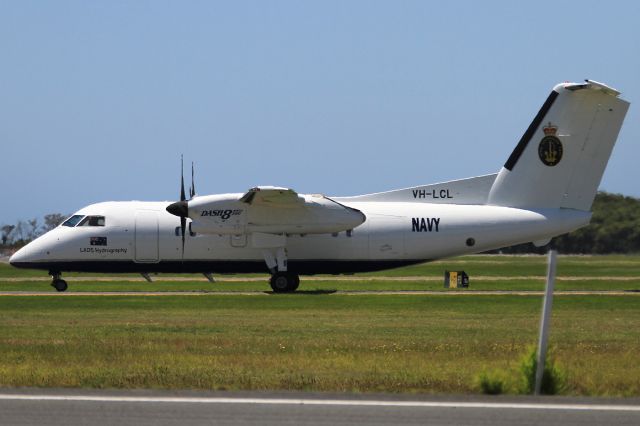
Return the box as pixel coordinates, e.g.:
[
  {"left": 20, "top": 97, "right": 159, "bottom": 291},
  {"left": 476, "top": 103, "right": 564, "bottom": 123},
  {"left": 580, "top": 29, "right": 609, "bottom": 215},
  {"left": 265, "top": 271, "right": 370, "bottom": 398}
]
[{"left": 488, "top": 80, "right": 629, "bottom": 211}]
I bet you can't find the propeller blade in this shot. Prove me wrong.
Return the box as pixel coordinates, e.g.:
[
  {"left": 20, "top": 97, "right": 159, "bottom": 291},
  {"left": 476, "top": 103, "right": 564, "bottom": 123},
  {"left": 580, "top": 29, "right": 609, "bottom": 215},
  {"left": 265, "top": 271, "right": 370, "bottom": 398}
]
[
  {"left": 180, "top": 216, "right": 186, "bottom": 261},
  {"left": 165, "top": 155, "right": 190, "bottom": 262},
  {"left": 190, "top": 161, "right": 196, "bottom": 199},
  {"left": 180, "top": 155, "right": 186, "bottom": 202}
]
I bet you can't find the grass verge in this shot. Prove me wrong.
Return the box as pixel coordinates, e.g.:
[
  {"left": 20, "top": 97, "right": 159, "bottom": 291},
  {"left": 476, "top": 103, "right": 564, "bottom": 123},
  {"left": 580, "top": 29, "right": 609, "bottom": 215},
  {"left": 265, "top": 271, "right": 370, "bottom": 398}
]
[{"left": 0, "top": 294, "right": 638, "bottom": 396}]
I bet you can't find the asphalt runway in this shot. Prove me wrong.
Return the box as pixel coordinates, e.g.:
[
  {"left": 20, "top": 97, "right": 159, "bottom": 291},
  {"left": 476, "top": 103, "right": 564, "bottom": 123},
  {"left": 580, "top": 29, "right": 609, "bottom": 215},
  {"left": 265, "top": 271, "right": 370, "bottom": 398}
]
[{"left": 0, "top": 389, "right": 639, "bottom": 426}]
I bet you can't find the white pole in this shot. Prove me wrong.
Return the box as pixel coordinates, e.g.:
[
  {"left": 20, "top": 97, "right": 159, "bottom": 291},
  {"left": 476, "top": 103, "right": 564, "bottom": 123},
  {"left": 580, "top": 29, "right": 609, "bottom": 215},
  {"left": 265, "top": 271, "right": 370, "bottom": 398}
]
[{"left": 535, "top": 249, "right": 557, "bottom": 395}]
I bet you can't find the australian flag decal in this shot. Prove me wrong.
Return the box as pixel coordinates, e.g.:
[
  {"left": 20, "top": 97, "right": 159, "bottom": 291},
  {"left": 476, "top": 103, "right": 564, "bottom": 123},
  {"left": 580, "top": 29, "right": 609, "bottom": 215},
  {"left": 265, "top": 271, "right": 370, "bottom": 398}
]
[{"left": 90, "top": 237, "right": 107, "bottom": 246}]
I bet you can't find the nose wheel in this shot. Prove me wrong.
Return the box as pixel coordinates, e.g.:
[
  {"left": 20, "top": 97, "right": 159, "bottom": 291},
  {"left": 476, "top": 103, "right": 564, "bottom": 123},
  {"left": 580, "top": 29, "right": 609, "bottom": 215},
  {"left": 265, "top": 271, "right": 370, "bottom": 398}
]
[
  {"left": 269, "top": 272, "right": 300, "bottom": 293},
  {"left": 52, "top": 279, "right": 68, "bottom": 292},
  {"left": 49, "top": 271, "right": 68, "bottom": 292}
]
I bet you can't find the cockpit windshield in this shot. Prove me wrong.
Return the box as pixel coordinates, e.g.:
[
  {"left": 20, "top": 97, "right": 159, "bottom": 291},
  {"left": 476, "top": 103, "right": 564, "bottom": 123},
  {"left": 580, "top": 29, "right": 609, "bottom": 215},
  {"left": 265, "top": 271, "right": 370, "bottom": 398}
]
[
  {"left": 77, "top": 216, "right": 105, "bottom": 227},
  {"left": 61, "top": 215, "right": 106, "bottom": 227},
  {"left": 62, "top": 215, "right": 84, "bottom": 227}
]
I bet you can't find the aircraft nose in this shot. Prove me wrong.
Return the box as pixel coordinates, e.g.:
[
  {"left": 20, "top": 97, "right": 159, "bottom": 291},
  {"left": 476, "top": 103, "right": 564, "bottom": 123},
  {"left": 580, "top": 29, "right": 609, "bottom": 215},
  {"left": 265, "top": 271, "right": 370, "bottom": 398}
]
[
  {"left": 9, "top": 246, "right": 28, "bottom": 266},
  {"left": 9, "top": 243, "right": 40, "bottom": 268}
]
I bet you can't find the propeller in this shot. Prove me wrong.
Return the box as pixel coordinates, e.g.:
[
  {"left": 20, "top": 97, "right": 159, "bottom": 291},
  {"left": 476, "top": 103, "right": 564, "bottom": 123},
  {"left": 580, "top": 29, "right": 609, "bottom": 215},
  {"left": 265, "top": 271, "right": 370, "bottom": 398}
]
[
  {"left": 166, "top": 156, "right": 189, "bottom": 259},
  {"left": 190, "top": 161, "right": 196, "bottom": 199}
]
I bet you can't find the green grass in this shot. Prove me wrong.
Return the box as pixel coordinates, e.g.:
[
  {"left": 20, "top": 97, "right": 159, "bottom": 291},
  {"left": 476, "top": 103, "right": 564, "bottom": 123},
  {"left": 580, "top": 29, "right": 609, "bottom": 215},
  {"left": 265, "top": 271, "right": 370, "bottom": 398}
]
[
  {"left": 360, "top": 254, "right": 640, "bottom": 277},
  {"left": 0, "top": 294, "right": 639, "bottom": 395},
  {"left": 0, "top": 254, "right": 639, "bottom": 395},
  {"left": 1, "top": 278, "right": 640, "bottom": 293}
]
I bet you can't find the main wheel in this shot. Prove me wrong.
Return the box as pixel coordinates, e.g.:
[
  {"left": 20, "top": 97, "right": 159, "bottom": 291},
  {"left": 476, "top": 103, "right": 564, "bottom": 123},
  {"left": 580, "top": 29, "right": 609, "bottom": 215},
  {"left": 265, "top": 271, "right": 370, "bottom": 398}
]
[
  {"left": 270, "top": 272, "right": 299, "bottom": 293},
  {"left": 52, "top": 279, "right": 68, "bottom": 292},
  {"left": 291, "top": 274, "right": 300, "bottom": 291}
]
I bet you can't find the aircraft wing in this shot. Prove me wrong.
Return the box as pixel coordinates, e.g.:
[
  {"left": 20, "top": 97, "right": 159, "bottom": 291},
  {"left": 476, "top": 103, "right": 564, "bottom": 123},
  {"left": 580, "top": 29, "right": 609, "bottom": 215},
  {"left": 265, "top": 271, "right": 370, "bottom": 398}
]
[{"left": 239, "top": 186, "right": 304, "bottom": 207}]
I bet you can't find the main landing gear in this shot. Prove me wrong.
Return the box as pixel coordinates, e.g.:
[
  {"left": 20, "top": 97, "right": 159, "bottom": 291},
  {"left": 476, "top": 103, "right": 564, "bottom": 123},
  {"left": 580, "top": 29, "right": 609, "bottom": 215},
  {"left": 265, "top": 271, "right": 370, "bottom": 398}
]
[
  {"left": 269, "top": 272, "right": 300, "bottom": 293},
  {"left": 263, "top": 247, "right": 300, "bottom": 293},
  {"left": 49, "top": 271, "right": 68, "bottom": 292}
]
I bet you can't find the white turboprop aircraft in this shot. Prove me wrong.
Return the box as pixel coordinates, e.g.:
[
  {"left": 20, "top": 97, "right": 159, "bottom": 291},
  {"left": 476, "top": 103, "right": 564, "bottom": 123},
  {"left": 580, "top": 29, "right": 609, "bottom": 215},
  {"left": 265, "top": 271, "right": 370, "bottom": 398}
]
[{"left": 10, "top": 80, "right": 629, "bottom": 292}]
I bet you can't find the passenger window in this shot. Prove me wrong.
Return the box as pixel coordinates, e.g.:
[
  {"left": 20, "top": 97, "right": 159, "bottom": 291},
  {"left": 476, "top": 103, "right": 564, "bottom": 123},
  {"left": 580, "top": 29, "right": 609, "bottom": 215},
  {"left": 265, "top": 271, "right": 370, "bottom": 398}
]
[
  {"left": 78, "top": 216, "right": 106, "bottom": 227},
  {"left": 62, "top": 215, "right": 84, "bottom": 227}
]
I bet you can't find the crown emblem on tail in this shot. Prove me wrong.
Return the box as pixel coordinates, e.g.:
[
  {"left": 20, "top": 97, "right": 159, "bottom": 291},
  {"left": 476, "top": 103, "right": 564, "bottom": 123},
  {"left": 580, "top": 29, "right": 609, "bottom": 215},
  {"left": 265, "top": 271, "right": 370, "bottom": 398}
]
[
  {"left": 538, "top": 122, "right": 563, "bottom": 166},
  {"left": 542, "top": 122, "right": 558, "bottom": 136}
]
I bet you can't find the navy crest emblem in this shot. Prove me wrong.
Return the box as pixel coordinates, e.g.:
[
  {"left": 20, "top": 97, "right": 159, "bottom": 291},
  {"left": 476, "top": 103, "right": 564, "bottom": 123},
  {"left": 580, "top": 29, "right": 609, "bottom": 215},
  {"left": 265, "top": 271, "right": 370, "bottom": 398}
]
[{"left": 538, "top": 123, "right": 563, "bottom": 166}]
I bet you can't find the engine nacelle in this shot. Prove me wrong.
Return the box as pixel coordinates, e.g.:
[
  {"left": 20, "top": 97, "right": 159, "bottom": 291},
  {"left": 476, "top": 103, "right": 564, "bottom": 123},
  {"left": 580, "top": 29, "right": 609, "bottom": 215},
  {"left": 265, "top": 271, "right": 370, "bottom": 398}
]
[
  {"left": 186, "top": 192, "right": 365, "bottom": 235},
  {"left": 188, "top": 194, "right": 247, "bottom": 235}
]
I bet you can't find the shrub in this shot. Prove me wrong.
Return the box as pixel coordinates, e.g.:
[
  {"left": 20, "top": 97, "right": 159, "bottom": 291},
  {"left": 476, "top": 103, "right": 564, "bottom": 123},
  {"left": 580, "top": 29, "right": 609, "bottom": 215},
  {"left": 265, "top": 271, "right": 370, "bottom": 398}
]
[
  {"left": 475, "top": 370, "right": 506, "bottom": 395},
  {"left": 519, "top": 346, "right": 566, "bottom": 395}
]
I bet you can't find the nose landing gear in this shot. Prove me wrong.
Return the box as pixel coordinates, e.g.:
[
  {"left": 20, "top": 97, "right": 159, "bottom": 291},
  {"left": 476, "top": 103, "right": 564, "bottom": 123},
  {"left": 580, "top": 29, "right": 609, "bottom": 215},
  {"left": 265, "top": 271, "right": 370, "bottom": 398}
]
[
  {"left": 52, "top": 279, "right": 68, "bottom": 292},
  {"left": 49, "top": 271, "right": 68, "bottom": 292}
]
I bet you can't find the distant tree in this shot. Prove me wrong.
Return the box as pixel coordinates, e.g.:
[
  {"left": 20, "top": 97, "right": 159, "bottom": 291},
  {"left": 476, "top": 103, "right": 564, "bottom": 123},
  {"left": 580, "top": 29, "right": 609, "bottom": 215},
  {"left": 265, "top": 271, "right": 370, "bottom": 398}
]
[
  {"left": 12, "top": 221, "right": 26, "bottom": 243},
  {"left": 26, "top": 218, "right": 40, "bottom": 241},
  {"left": 43, "top": 213, "right": 66, "bottom": 232},
  {"left": 1, "top": 224, "right": 15, "bottom": 246}
]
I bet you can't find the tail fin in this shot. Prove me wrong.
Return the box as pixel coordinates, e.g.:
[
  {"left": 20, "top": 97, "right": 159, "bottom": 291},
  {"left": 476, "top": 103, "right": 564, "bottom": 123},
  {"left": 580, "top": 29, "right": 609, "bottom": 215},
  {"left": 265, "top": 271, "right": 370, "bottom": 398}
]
[{"left": 487, "top": 80, "right": 629, "bottom": 211}]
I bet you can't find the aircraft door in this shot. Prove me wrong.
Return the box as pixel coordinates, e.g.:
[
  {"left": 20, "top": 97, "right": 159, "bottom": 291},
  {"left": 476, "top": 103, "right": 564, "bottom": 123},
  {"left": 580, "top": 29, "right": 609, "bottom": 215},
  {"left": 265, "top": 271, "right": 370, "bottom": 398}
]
[{"left": 135, "top": 210, "right": 159, "bottom": 262}]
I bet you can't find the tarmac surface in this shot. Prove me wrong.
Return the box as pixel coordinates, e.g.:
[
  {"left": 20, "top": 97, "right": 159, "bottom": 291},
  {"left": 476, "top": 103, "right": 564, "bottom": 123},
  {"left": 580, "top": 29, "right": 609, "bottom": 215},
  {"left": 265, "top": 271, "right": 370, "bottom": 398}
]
[{"left": 1, "top": 389, "right": 639, "bottom": 426}]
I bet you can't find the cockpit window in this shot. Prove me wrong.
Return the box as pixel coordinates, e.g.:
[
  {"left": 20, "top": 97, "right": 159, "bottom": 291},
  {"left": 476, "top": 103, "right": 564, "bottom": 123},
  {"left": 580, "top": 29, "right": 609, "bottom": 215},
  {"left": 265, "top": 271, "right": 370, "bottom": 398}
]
[
  {"left": 77, "top": 215, "right": 106, "bottom": 227},
  {"left": 62, "top": 215, "right": 85, "bottom": 227}
]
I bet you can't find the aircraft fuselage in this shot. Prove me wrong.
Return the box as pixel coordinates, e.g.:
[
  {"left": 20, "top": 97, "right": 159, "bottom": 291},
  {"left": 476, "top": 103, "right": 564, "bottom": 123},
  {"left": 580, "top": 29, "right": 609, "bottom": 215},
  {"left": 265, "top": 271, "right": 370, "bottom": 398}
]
[{"left": 10, "top": 199, "right": 589, "bottom": 275}]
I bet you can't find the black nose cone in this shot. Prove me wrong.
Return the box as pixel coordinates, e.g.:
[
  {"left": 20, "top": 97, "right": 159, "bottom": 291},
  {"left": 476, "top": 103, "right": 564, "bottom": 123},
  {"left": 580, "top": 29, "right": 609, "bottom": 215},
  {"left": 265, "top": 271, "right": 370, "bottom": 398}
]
[{"left": 166, "top": 201, "right": 188, "bottom": 217}]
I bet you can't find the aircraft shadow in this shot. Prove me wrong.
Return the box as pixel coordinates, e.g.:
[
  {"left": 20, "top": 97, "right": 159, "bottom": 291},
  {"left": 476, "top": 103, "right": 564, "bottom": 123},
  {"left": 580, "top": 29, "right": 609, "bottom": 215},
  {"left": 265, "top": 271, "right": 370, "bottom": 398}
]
[{"left": 267, "top": 290, "right": 337, "bottom": 295}]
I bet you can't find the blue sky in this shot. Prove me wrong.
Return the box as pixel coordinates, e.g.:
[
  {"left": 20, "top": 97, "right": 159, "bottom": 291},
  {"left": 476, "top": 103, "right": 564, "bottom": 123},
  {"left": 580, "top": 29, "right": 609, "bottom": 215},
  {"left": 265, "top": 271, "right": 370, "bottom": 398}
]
[{"left": 1, "top": 1, "right": 639, "bottom": 224}]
